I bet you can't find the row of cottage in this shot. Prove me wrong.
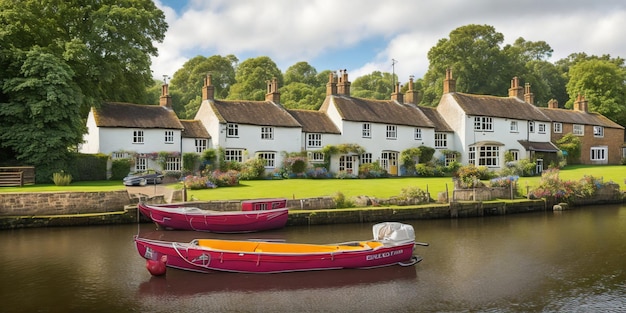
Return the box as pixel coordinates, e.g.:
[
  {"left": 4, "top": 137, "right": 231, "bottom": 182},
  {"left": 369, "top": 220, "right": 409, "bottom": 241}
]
[{"left": 79, "top": 69, "right": 625, "bottom": 177}]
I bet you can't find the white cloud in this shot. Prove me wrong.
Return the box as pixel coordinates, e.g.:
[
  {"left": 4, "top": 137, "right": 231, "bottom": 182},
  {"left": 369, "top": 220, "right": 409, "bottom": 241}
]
[{"left": 151, "top": 0, "right": 626, "bottom": 82}]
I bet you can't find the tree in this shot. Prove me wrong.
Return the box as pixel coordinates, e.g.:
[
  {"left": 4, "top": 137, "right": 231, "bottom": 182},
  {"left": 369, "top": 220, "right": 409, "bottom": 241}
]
[
  {"left": 284, "top": 61, "right": 319, "bottom": 86},
  {"left": 280, "top": 83, "right": 324, "bottom": 110},
  {"left": 169, "top": 55, "right": 237, "bottom": 118},
  {"left": 565, "top": 58, "right": 626, "bottom": 126},
  {"left": 351, "top": 71, "right": 396, "bottom": 100},
  {"left": 228, "top": 56, "right": 283, "bottom": 101},
  {"left": 0, "top": 0, "right": 167, "bottom": 179}
]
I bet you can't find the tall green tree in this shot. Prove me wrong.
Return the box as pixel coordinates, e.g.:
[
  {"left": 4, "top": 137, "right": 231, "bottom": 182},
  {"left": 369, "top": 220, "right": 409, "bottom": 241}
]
[
  {"left": 0, "top": 0, "right": 166, "bottom": 179},
  {"left": 227, "top": 56, "right": 283, "bottom": 101},
  {"left": 351, "top": 71, "right": 396, "bottom": 100},
  {"left": 565, "top": 58, "right": 626, "bottom": 126},
  {"left": 280, "top": 61, "right": 325, "bottom": 109}
]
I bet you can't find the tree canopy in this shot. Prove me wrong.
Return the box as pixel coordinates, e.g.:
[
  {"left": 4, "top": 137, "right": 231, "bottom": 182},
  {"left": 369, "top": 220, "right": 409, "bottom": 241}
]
[{"left": 0, "top": 0, "right": 167, "bottom": 179}]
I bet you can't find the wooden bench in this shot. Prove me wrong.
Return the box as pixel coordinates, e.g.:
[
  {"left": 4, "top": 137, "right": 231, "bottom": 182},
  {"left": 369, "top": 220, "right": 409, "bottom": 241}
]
[{"left": 0, "top": 167, "right": 35, "bottom": 187}]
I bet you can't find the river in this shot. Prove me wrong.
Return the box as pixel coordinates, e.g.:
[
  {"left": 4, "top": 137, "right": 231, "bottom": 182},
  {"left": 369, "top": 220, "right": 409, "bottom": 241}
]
[{"left": 1, "top": 204, "right": 625, "bottom": 313}]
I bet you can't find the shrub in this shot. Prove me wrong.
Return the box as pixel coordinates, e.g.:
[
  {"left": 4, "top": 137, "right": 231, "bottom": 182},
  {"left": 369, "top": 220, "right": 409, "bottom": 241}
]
[
  {"left": 208, "top": 170, "right": 239, "bottom": 187},
  {"left": 111, "top": 158, "right": 133, "bottom": 180},
  {"left": 358, "top": 162, "right": 387, "bottom": 178},
  {"left": 333, "top": 191, "right": 355, "bottom": 208},
  {"left": 530, "top": 168, "right": 577, "bottom": 202},
  {"left": 489, "top": 175, "right": 519, "bottom": 188},
  {"left": 183, "top": 175, "right": 216, "bottom": 190},
  {"left": 239, "top": 158, "right": 266, "bottom": 180},
  {"left": 306, "top": 167, "right": 332, "bottom": 179},
  {"left": 53, "top": 171, "right": 72, "bottom": 186},
  {"left": 335, "top": 171, "right": 357, "bottom": 179},
  {"left": 415, "top": 164, "right": 434, "bottom": 177},
  {"left": 455, "top": 164, "right": 491, "bottom": 187},
  {"left": 399, "top": 186, "right": 430, "bottom": 203},
  {"left": 417, "top": 146, "right": 435, "bottom": 163}
]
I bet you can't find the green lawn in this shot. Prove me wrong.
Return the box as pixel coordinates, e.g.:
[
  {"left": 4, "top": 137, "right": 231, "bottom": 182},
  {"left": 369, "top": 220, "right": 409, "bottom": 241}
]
[{"left": 2, "top": 165, "right": 623, "bottom": 201}]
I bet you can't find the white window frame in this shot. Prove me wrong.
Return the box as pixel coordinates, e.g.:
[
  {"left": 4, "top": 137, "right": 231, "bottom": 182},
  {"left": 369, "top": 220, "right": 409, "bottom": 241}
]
[
  {"left": 529, "top": 121, "right": 535, "bottom": 133},
  {"left": 226, "top": 123, "right": 239, "bottom": 138},
  {"left": 509, "top": 149, "right": 519, "bottom": 161},
  {"left": 593, "top": 126, "right": 604, "bottom": 137},
  {"left": 224, "top": 149, "right": 243, "bottom": 162},
  {"left": 164, "top": 130, "right": 174, "bottom": 144},
  {"left": 510, "top": 121, "right": 518, "bottom": 133},
  {"left": 362, "top": 123, "right": 371, "bottom": 138},
  {"left": 195, "top": 139, "right": 207, "bottom": 153},
  {"left": 538, "top": 123, "right": 546, "bottom": 134},
  {"left": 307, "top": 133, "right": 322, "bottom": 148},
  {"left": 386, "top": 125, "right": 397, "bottom": 140},
  {"left": 308, "top": 152, "right": 324, "bottom": 163},
  {"left": 257, "top": 152, "right": 276, "bottom": 168},
  {"left": 590, "top": 147, "right": 607, "bottom": 161},
  {"left": 261, "top": 127, "right": 274, "bottom": 140},
  {"left": 361, "top": 153, "right": 372, "bottom": 164},
  {"left": 573, "top": 124, "right": 584, "bottom": 136},
  {"left": 435, "top": 132, "right": 447, "bottom": 149},
  {"left": 553, "top": 122, "right": 562, "bottom": 134},
  {"left": 414, "top": 128, "right": 422, "bottom": 140},
  {"left": 474, "top": 116, "right": 493, "bottom": 131},
  {"left": 135, "top": 157, "right": 147, "bottom": 171},
  {"left": 339, "top": 155, "right": 354, "bottom": 174},
  {"left": 469, "top": 145, "right": 500, "bottom": 167},
  {"left": 133, "top": 130, "right": 144, "bottom": 144},
  {"left": 166, "top": 157, "right": 180, "bottom": 171}
]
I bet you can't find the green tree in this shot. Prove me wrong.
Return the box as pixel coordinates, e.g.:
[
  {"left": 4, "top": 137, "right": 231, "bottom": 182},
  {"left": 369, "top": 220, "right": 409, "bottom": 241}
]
[
  {"left": 565, "top": 58, "right": 626, "bottom": 126},
  {"left": 284, "top": 61, "right": 319, "bottom": 86},
  {"left": 280, "top": 61, "right": 325, "bottom": 109},
  {"left": 0, "top": 0, "right": 166, "bottom": 179},
  {"left": 351, "top": 71, "right": 396, "bottom": 100},
  {"left": 169, "top": 55, "right": 237, "bottom": 118},
  {"left": 228, "top": 56, "right": 283, "bottom": 101}
]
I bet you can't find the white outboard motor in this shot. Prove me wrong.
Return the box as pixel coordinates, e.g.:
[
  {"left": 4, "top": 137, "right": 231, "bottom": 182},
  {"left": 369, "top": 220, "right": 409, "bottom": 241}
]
[{"left": 372, "top": 222, "right": 415, "bottom": 245}]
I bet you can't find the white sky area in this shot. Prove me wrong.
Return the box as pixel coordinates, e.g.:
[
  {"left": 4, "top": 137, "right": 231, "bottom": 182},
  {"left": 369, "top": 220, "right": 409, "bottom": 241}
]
[{"left": 151, "top": 0, "right": 626, "bottom": 84}]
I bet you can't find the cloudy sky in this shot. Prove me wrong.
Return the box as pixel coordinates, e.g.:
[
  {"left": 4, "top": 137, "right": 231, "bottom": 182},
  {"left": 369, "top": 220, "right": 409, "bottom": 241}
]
[{"left": 152, "top": 0, "right": 626, "bottom": 83}]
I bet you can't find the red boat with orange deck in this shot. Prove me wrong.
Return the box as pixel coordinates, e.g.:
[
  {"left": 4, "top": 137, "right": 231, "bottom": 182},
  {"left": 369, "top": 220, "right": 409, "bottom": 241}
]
[{"left": 134, "top": 222, "right": 427, "bottom": 275}]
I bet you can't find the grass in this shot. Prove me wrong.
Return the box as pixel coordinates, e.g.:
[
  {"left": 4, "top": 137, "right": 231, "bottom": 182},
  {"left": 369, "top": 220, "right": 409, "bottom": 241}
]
[{"left": 1, "top": 165, "right": 623, "bottom": 201}]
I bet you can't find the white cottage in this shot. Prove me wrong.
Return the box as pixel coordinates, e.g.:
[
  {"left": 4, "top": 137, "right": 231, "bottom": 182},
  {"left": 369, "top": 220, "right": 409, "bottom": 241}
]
[{"left": 436, "top": 69, "right": 559, "bottom": 172}]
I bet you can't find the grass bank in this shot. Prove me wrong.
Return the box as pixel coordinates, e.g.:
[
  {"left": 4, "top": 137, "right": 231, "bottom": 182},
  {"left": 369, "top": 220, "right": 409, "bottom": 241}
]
[{"left": 1, "top": 165, "right": 623, "bottom": 201}]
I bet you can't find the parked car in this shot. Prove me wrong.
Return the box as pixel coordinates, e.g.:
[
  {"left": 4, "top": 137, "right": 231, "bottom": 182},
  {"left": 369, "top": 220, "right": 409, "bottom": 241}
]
[{"left": 123, "top": 170, "right": 164, "bottom": 186}]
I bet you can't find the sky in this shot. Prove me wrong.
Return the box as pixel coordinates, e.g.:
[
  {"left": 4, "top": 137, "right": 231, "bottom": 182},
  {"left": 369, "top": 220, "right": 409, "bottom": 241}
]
[{"left": 151, "top": 0, "right": 626, "bottom": 84}]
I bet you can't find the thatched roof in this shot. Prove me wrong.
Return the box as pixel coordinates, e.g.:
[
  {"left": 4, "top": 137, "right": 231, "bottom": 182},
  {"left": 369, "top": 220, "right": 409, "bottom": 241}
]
[
  {"left": 210, "top": 100, "right": 301, "bottom": 127},
  {"left": 287, "top": 109, "right": 341, "bottom": 134},
  {"left": 328, "top": 95, "right": 434, "bottom": 127},
  {"left": 180, "top": 120, "right": 210, "bottom": 138},
  {"left": 451, "top": 93, "right": 550, "bottom": 122},
  {"left": 539, "top": 108, "right": 624, "bottom": 129},
  {"left": 93, "top": 102, "right": 183, "bottom": 129}
]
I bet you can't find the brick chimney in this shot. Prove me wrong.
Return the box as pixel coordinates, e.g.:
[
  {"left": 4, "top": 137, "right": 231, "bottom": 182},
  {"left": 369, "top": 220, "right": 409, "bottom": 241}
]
[
  {"left": 405, "top": 76, "right": 419, "bottom": 104},
  {"left": 508, "top": 77, "right": 523, "bottom": 99},
  {"left": 265, "top": 77, "right": 280, "bottom": 103},
  {"left": 443, "top": 68, "right": 456, "bottom": 94},
  {"left": 547, "top": 99, "right": 559, "bottom": 109},
  {"left": 574, "top": 94, "right": 588, "bottom": 112},
  {"left": 524, "top": 83, "right": 534, "bottom": 104},
  {"left": 391, "top": 82, "right": 404, "bottom": 103},
  {"left": 202, "top": 73, "right": 215, "bottom": 101},
  {"left": 159, "top": 83, "right": 172, "bottom": 109},
  {"left": 337, "top": 69, "right": 351, "bottom": 96},
  {"left": 326, "top": 72, "right": 337, "bottom": 96}
]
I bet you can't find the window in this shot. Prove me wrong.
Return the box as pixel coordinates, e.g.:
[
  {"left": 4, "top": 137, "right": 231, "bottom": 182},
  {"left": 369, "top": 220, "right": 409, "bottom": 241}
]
[
  {"left": 386, "top": 125, "right": 397, "bottom": 139},
  {"left": 474, "top": 116, "right": 493, "bottom": 131},
  {"left": 508, "top": 150, "right": 519, "bottom": 161},
  {"left": 166, "top": 157, "right": 180, "bottom": 171},
  {"left": 261, "top": 127, "right": 274, "bottom": 140},
  {"left": 435, "top": 132, "right": 447, "bottom": 148},
  {"left": 593, "top": 126, "right": 604, "bottom": 137},
  {"left": 224, "top": 149, "right": 243, "bottom": 162},
  {"left": 573, "top": 124, "right": 584, "bottom": 135},
  {"left": 307, "top": 133, "right": 322, "bottom": 148},
  {"left": 339, "top": 155, "right": 354, "bottom": 173},
  {"left": 195, "top": 139, "right": 207, "bottom": 153},
  {"left": 529, "top": 121, "right": 535, "bottom": 133},
  {"left": 590, "top": 147, "right": 607, "bottom": 161},
  {"left": 468, "top": 145, "right": 500, "bottom": 167},
  {"left": 361, "top": 153, "right": 372, "bottom": 164},
  {"left": 308, "top": 152, "right": 324, "bottom": 163},
  {"left": 444, "top": 153, "right": 457, "bottom": 166},
  {"left": 257, "top": 152, "right": 276, "bottom": 168},
  {"left": 414, "top": 128, "right": 422, "bottom": 140},
  {"left": 553, "top": 122, "right": 562, "bottom": 133},
  {"left": 362, "top": 123, "right": 371, "bottom": 138},
  {"left": 510, "top": 121, "right": 518, "bottom": 132},
  {"left": 135, "top": 157, "right": 147, "bottom": 171},
  {"left": 538, "top": 123, "right": 546, "bottom": 134},
  {"left": 164, "top": 130, "right": 174, "bottom": 144},
  {"left": 133, "top": 130, "right": 144, "bottom": 144},
  {"left": 226, "top": 123, "right": 238, "bottom": 137},
  {"left": 112, "top": 151, "right": 129, "bottom": 159}
]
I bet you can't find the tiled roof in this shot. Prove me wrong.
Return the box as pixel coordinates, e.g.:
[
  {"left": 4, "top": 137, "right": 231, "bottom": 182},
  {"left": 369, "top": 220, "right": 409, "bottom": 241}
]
[
  {"left": 93, "top": 102, "right": 183, "bottom": 129},
  {"left": 210, "top": 100, "right": 301, "bottom": 127},
  {"left": 518, "top": 140, "right": 560, "bottom": 152},
  {"left": 539, "top": 108, "right": 624, "bottom": 129},
  {"left": 451, "top": 93, "right": 551, "bottom": 122},
  {"left": 329, "top": 95, "right": 435, "bottom": 127},
  {"left": 418, "top": 106, "right": 453, "bottom": 132},
  {"left": 287, "top": 109, "right": 341, "bottom": 134},
  {"left": 180, "top": 120, "right": 211, "bottom": 138}
]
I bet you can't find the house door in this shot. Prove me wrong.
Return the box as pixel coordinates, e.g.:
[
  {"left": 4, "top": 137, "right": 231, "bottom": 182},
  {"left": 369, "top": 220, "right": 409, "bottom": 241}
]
[
  {"left": 536, "top": 159, "right": 543, "bottom": 175},
  {"left": 381, "top": 151, "right": 399, "bottom": 175},
  {"left": 339, "top": 155, "right": 354, "bottom": 174}
]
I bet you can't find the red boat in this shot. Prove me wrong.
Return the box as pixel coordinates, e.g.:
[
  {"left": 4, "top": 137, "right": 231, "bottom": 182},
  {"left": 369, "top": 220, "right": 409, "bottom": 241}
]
[
  {"left": 137, "top": 198, "right": 289, "bottom": 233},
  {"left": 134, "top": 222, "right": 426, "bottom": 274}
]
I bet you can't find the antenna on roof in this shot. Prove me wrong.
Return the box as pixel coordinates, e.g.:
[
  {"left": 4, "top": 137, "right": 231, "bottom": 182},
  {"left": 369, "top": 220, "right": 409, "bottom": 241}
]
[{"left": 391, "top": 59, "right": 398, "bottom": 88}]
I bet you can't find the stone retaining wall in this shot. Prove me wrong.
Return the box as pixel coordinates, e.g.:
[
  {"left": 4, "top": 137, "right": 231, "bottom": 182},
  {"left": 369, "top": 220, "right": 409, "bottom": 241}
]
[{"left": 0, "top": 191, "right": 132, "bottom": 216}]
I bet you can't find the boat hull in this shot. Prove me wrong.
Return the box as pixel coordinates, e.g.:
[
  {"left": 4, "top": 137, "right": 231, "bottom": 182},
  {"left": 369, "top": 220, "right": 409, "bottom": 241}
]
[
  {"left": 134, "top": 236, "right": 418, "bottom": 274},
  {"left": 138, "top": 203, "right": 288, "bottom": 233}
]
